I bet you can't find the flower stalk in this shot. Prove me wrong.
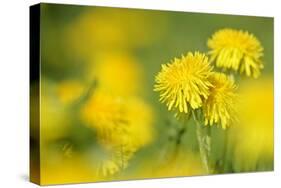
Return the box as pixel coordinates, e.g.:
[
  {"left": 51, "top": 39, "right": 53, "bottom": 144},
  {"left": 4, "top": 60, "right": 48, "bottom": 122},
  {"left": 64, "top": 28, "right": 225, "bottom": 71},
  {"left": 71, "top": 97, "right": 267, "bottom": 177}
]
[{"left": 192, "top": 111, "right": 211, "bottom": 174}]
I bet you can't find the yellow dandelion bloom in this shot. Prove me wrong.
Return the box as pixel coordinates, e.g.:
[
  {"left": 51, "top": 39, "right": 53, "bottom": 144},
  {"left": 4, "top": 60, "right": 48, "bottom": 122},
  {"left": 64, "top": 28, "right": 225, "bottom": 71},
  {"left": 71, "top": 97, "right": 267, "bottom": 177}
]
[
  {"left": 81, "top": 91, "right": 154, "bottom": 176},
  {"left": 125, "top": 98, "right": 154, "bottom": 147},
  {"left": 203, "top": 73, "right": 237, "bottom": 129},
  {"left": 208, "top": 28, "right": 264, "bottom": 78},
  {"left": 81, "top": 91, "right": 154, "bottom": 147},
  {"left": 80, "top": 92, "right": 132, "bottom": 176},
  {"left": 154, "top": 52, "right": 213, "bottom": 114},
  {"left": 81, "top": 91, "right": 125, "bottom": 135}
]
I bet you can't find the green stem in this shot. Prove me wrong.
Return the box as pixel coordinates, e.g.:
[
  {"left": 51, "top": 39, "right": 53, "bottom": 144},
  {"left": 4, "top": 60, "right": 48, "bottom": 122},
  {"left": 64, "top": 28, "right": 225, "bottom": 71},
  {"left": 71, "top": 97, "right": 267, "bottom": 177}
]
[
  {"left": 222, "top": 128, "right": 229, "bottom": 172},
  {"left": 192, "top": 111, "right": 210, "bottom": 174},
  {"left": 72, "top": 79, "right": 97, "bottom": 108}
]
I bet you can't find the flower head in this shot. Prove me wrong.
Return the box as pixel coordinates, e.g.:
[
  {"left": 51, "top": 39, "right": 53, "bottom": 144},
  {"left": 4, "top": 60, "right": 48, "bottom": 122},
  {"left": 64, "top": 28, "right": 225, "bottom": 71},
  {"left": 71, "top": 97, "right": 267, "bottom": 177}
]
[
  {"left": 81, "top": 91, "right": 154, "bottom": 176},
  {"left": 154, "top": 52, "right": 213, "bottom": 114},
  {"left": 81, "top": 91, "right": 125, "bottom": 135},
  {"left": 208, "top": 28, "right": 264, "bottom": 78},
  {"left": 81, "top": 91, "right": 153, "bottom": 146},
  {"left": 203, "top": 73, "right": 237, "bottom": 129}
]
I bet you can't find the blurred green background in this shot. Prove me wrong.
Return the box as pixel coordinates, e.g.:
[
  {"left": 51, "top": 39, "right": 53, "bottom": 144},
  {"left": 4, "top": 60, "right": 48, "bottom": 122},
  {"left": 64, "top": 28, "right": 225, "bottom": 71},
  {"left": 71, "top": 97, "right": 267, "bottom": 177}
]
[{"left": 33, "top": 3, "right": 273, "bottom": 185}]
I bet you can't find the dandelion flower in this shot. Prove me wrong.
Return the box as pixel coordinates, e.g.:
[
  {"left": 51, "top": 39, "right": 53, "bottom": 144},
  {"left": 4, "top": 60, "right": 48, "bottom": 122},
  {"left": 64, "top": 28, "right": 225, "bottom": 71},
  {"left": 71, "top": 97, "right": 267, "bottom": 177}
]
[
  {"left": 154, "top": 52, "right": 213, "bottom": 114},
  {"left": 81, "top": 91, "right": 154, "bottom": 176},
  {"left": 80, "top": 91, "right": 134, "bottom": 176},
  {"left": 81, "top": 91, "right": 125, "bottom": 135},
  {"left": 203, "top": 73, "right": 237, "bottom": 129},
  {"left": 208, "top": 28, "right": 264, "bottom": 78},
  {"left": 81, "top": 92, "right": 154, "bottom": 148},
  {"left": 124, "top": 98, "right": 154, "bottom": 147}
]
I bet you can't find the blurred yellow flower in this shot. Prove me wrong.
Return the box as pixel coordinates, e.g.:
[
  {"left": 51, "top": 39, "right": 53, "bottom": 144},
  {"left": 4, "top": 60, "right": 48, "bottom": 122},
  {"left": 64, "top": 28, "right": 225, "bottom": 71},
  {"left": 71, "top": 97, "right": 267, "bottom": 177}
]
[
  {"left": 230, "top": 78, "right": 273, "bottom": 171},
  {"left": 65, "top": 9, "right": 164, "bottom": 60},
  {"left": 81, "top": 92, "right": 132, "bottom": 176},
  {"left": 208, "top": 28, "right": 264, "bottom": 78},
  {"left": 125, "top": 98, "right": 154, "bottom": 147},
  {"left": 90, "top": 52, "right": 144, "bottom": 96},
  {"left": 154, "top": 52, "right": 213, "bottom": 113},
  {"left": 81, "top": 91, "right": 125, "bottom": 136},
  {"left": 81, "top": 91, "right": 154, "bottom": 176},
  {"left": 57, "top": 80, "right": 85, "bottom": 104},
  {"left": 81, "top": 91, "right": 154, "bottom": 146},
  {"left": 203, "top": 73, "right": 237, "bottom": 129}
]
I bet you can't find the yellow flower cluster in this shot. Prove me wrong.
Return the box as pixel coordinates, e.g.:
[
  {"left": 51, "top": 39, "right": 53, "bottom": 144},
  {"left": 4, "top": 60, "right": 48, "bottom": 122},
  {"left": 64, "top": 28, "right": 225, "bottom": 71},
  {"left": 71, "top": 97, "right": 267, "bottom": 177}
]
[
  {"left": 154, "top": 52, "right": 237, "bottom": 129},
  {"left": 155, "top": 28, "right": 263, "bottom": 129},
  {"left": 208, "top": 28, "right": 264, "bottom": 78}
]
